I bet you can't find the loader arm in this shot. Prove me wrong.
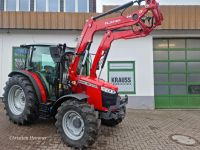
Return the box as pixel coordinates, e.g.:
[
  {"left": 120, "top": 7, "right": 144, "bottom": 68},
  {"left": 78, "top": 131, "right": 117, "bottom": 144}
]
[
  {"left": 90, "top": 29, "right": 150, "bottom": 77},
  {"left": 69, "top": 0, "right": 163, "bottom": 80}
]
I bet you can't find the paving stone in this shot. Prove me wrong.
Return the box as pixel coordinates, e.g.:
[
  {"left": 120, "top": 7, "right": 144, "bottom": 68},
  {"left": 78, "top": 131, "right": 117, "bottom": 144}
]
[{"left": 0, "top": 102, "right": 200, "bottom": 150}]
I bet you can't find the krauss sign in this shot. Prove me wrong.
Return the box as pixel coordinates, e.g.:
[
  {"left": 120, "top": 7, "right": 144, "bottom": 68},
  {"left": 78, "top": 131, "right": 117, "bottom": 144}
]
[
  {"left": 108, "top": 61, "right": 135, "bottom": 94},
  {"left": 111, "top": 77, "right": 132, "bottom": 85}
]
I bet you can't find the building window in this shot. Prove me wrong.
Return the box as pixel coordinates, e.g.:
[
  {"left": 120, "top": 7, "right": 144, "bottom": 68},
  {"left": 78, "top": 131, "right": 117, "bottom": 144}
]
[
  {"left": 78, "top": 0, "right": 88, "bottom": 12},
  {"left": 36, "top": 0, "right": 46, "bottom": 12},
  {"left": 65, "top": 0, "right": 75, "bottom": 12},
  {"left": 65, "top": 0, "right": 88, "bottom": 12},
  {"left": 48, "top": 0, "right": 59, "bottom": 12},
  {"left": 19, "top": 0, "right": 30, "bottom": 11},
  {"left": 6, "top": 0, "right": 17, "bottom": 11}
]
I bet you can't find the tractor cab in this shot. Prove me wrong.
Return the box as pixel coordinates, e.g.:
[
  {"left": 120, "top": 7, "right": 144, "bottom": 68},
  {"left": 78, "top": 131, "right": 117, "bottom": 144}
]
[{"left": 19, "top": 44, "right": 89, "bottom": 99}]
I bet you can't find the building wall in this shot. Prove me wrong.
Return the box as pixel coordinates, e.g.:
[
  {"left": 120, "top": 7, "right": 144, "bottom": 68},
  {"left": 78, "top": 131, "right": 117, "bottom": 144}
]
[
  {"left": 0, "top": 29, "right": 154, "bottom": 109},
  {"left": 1, "top": 6, "right": 200, "bottom": 31}
]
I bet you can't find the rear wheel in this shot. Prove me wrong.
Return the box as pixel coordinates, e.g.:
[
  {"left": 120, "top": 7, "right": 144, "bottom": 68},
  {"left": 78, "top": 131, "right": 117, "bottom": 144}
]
[
  {"left": 3, "top": 75, "right": 39, "bottom": 125},
  {"left": 55, "top": 100, "right": 100, "bottom": 148}
]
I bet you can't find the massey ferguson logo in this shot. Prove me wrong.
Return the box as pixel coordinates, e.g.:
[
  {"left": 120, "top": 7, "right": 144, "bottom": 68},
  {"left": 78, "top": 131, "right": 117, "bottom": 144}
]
[{"left": 105, "top": 19, "right": 121, "bottom": 25}]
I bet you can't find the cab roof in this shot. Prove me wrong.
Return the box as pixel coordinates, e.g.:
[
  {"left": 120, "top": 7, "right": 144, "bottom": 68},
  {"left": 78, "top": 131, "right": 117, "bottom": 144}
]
[
  {"left": 20, "top": 44, "right": 57, "bottom": 47},
  {"left": 20, "top": 44, "right": 75, "bottom": 50}
]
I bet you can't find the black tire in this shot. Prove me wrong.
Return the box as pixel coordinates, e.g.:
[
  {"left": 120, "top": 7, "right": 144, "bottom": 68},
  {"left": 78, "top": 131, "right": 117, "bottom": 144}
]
[
  {"left": 101, "top": 106, "right": 126, "bottom": 127},
  {"left": 55, "top": 100, "right": 101, "bottom": 148},
  {"left": 3, "top": 75, "right": 39, "bottom": 125}
]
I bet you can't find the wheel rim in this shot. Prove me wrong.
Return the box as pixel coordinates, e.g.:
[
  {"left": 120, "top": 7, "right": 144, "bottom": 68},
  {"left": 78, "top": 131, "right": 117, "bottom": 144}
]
[
  {"left": 62, "top": 110, "right": 85, "bottom": 141},
  {"left": 8, "top": 85, "right": 26, "bottom": 115}
]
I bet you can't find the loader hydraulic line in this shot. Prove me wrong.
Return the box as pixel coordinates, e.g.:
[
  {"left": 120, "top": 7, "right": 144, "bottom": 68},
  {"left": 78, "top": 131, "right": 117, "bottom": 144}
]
[{"left": 93, "top": 1, "right": 134, "bottom": 20}]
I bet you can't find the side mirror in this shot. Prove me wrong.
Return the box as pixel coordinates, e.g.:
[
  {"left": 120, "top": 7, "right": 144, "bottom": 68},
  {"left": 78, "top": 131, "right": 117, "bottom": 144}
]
[{"left": 50, "top": 46, "right": 61, "bottom": 63}]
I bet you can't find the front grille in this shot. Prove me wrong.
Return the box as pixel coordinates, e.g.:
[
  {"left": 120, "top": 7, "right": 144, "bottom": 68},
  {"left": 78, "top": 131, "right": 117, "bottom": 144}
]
[{"left": 102, "top": 91, "right": 118, "bottom": 108}]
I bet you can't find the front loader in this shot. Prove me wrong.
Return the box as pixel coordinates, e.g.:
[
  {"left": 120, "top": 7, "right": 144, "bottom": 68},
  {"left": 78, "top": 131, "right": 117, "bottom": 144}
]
[{"left": 3, "top": 0, "right": 163, "bottom": 148}]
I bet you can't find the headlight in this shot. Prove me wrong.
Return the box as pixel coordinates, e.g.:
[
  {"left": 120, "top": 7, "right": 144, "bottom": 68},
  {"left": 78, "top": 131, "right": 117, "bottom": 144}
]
[{"left": 101, "top": 87, "right": 116, "bottom": 94}]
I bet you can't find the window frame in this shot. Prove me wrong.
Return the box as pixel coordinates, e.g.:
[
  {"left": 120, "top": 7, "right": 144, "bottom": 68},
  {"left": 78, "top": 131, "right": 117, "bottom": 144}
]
[{"left": 64, "top": 0, "right": 89, "bottom": 12}]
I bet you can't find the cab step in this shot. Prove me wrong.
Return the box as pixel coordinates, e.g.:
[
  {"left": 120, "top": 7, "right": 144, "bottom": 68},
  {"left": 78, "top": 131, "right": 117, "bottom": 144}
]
[{"left": 39, "top": 103, "right": 52, "bottom": 119}]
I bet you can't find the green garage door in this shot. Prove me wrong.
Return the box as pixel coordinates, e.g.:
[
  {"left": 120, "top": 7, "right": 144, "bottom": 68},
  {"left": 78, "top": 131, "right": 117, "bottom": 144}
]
[{"left": 154, "top": 39, "right": 200, "bottom": 109}]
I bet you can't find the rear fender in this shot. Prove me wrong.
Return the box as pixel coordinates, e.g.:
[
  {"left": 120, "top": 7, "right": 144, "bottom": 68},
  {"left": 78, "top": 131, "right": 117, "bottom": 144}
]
[{"left": 8, "top": 70, "right": 47, "bottom": 103}]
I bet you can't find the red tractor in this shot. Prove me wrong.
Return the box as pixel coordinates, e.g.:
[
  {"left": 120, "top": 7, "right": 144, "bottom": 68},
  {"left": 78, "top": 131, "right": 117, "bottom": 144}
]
[{"left": 3, "top": 0, "right": 163, "bottom": 148}]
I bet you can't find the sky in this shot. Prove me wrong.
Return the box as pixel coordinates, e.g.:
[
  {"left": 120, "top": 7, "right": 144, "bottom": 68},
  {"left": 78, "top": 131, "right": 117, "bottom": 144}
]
[{"left": 97, "top": 0, "right": 200, "bottom": 12}]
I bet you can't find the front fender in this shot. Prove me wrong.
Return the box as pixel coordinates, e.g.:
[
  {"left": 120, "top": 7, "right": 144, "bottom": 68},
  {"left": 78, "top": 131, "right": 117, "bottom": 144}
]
[
  {"left": 57, "top": 93, "right": 88, "bottom": 101},
  {"left": 51, "top": 93, "right": 89, "bottom": 116}
]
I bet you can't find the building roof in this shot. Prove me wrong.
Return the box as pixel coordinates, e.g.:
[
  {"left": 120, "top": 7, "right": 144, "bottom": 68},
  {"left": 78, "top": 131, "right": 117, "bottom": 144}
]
[{"left": 0, "top": 5, "right": 200, "bottom": 30}]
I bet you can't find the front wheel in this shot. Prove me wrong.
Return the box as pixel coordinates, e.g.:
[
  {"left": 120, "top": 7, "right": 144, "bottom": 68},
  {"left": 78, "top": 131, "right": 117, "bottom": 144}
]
[{"left": 55, "top": 100, "right": 101, "bottom": 148}]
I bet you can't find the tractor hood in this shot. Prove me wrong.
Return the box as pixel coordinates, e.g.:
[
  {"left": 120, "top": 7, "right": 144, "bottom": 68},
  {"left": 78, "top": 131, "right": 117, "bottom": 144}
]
[{"left": 78, "top": 76, "right": 118, "bottom": 91}]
